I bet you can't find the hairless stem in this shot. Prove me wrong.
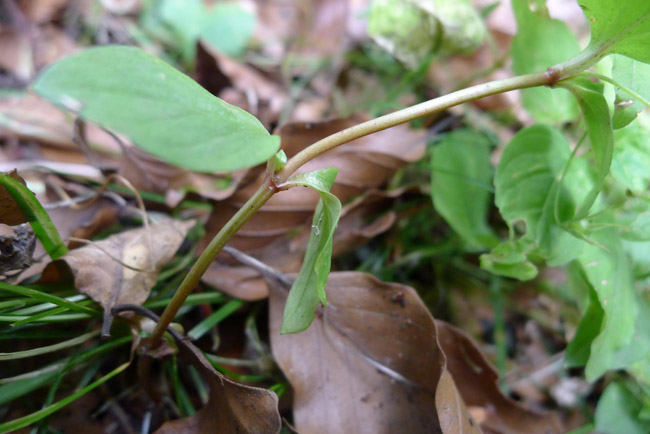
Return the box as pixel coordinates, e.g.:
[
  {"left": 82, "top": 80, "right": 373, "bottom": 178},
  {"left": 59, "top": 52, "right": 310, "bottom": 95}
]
[{"left": 149, "top": 62, "right": 588, "bottom": 346}]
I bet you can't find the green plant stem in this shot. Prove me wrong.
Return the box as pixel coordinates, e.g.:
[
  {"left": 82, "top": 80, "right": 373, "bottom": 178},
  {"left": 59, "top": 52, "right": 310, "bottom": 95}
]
[
  {"left": 151, "top": 61, "right": 590, "bottom": 346},
  {"left": 276, "top": 70, "right": 564, "bottom": 182},
  {"left": 583, "top": 71, "right": 650, "bottom": 108},
  {"left": 150, "top": 183, "right": 275, "bottom": 344}
]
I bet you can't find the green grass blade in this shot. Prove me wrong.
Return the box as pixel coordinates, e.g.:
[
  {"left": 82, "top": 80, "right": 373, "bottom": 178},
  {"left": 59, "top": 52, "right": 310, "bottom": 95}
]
[
  {"left": 0, "top": 282, "right": 98, "bottom": 316},
  {"left": 0, "top": 361, "right": 130, "bottom": 433},
  {"left": 0, "top": 330, "right": 99, "bottom": 360},
  {"left": 0, "top": 173, "right": 67, "bottom": 259},
  {"left": 188, "top": 299, "right": 243, "bottom": 340}
]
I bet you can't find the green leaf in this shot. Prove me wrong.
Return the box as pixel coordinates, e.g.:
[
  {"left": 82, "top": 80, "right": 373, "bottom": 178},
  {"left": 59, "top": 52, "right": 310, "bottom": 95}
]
[
  {"left": 32, "top": 46, "right": 280, "bottom": 173},
  {"left": 565, "top": 282, "right": 604, "bottom": 368},
  {"left": 562, "top": 80, "right": 614, "bottom": 220},
  {"left": 595, "top": 382, "right": 650, "bottom": 434},
  {"left": 430, "top": 130, "right": 497, "bottom": 250},
  {"left": 280, "top": 168, "right": 342, "bottom": 334},
  {"left": 0, "top": 173, "right": 67, "bottom": 260},
  {"left": 0, "top": 282, "right": 98, "bottom": 316},
  {"left": 611, "top": 122, "right": 650, "bottom": 193},
  {"left": 479, "top": 240, "right": 537, "bottom": 280},
  {"left": 159, "top": 0, "right": 255, "bottom": 62},
  {"left": 611, "top": 55, "right": 650, "bottom": 129},
  {"left": 578, "top": 229, "right": 637, "bottom": 381},
  {"left": 578, "top": 0, "right": 650, "bottom": 64},
  {"left": 159, "top": 0, "right": 204, "bottom": 63},
  {"left": 200, "top": 3, "right": 256, "bottom": 57},
  {"left": 483, "top": 125, "right": 586, "bottom": 280},
  {"left": 511, "top": 0, "right": 579, "bottom": 123}
]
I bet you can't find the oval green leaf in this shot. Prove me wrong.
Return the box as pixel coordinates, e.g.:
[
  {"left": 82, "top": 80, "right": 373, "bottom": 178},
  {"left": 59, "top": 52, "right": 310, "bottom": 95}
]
[{"left": 32, "top": 46, "right": 280, "bottom": 173}]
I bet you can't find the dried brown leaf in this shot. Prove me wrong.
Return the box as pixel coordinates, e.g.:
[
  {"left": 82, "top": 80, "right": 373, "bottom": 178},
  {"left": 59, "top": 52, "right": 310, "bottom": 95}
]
[
  {"left": 117, "top": 145, "right": 246, "bottom": 205},
  {"left": 42, "top": 218, "right": 194, "bottom": 314},
  {"left": 0, "top": 27, "right": 32, "bottom": 81},
  {"left": 269, "top": 271, "right": 471, "bottom": 434},
  {"left": 0, "top": 94, "right": 122, "bottom": 155},
  {"left": 154, "top": 328, "right": 281, "bottom": 434},
  {"left": 435, "top": 321, "right": 563, "bottom": 434},
  {"left": 0, "top": 170, "right": 28, "bottom": 225},
  {"left": 18, "top": 0, "right": 68, "bottom": 23}
]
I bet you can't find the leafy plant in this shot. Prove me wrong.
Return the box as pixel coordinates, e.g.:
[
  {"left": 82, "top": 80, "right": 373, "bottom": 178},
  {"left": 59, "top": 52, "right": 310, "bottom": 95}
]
[{"left": 4, "top": 0, "right": 650, "bottom": 431}]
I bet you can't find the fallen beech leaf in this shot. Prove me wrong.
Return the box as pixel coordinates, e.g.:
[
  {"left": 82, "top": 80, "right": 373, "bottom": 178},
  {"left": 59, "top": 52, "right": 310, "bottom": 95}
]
[
  {"left": 435, "top": 321, "right": 563, "bottom": 434},
  {"left": 0, "top": 94, "right": 122, "bottom": 155},
  {"left": 18, "top": 0, "right": 68, "bottom": 23},
  {"left": 0, "top": 170, "right": 28, "bottom": 226},
  {"left": 0, "top": 27, "right": 32, "bottom": 81},
  {"left": 269, "top": 271, "right": 476, "bottom": 434},
  {"left": 252, "top": 0, "right": 349, "bottom": 62},
  {"left": 42, "top": 218, "right": 194, "bottom": 317},
  {"left": 154, "top": 320, "right": 281, "bottom": 434}
]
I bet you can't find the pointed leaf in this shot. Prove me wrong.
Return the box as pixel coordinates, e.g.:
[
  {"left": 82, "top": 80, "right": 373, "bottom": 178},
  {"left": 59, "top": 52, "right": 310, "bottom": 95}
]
[
  {"left": 562, "top": 80, "right": 613, "bottom": 219},
  {"left": 280, "top": 168, "right": 341, "bottom": 334},
  {"left": 578, "top": 0, "right": 650, "bottom": 64},
  {"left": 32, "top": 46, "right": 280, "bottom": 172}
]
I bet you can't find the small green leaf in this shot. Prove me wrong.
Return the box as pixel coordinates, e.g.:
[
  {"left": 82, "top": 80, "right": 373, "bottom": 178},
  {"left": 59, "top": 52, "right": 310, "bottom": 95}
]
[
  {"left": 431, "top": 129, "right": 497, "bottom": 250},
  {"left": 32, "top": 46, "right": 280, "bottom": 173},
  {"left": 479, "top": 240, "right": 537, "bottom": 280},
  {"left": 159, "top": 0, "right": 204, "bottom": 63},
  {"left": 595, "top": 382, "right": 650, "bottom": 434},
  {"left": 511, "top": 0, "right": 579, "bottom": 123},
  {"left": 200, "top": 3, "right": 256, "bottom": 57},
  {"left": 0, "top": 173, "right": 67, "bottom": 260},
  {"left": 611, "top": 55, "right": 650, "bottom": 129},
  {"left": 562, "top": 79, "right": 614, "bottom": 220},
  {"left": 611, "top": 122, "right": 650, "bottom": 193},
  {"left": 485, "top": 125, "right": 586, "bottom": 280},
  {"left": 578, "top": 0, "right": 650, "bottom": 64},
  {"left": 578, "top": 229, "right": 637, "bottom": 381},
  {"left": 273, "top": 150, "right": 287, "bottom": 172},
  {"left": 281, "top": 168, "right": 342, "bottom": 334}
]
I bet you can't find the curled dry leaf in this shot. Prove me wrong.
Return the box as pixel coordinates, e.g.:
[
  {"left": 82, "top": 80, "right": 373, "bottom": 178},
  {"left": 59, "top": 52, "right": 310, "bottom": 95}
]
[
  {"left": 435, "top": 321, "right": 562, "bottom": 434},
  {"left": 41, "top": 218, "right": 194, "bottom": 317},
  {"left": 154, "top": 326, "right": 281, "bottom": 434},
  {"left": 269, "top": 271, "right": 479, "bottom": 434},
  {"left": 200, "top": 117, "right": 425, "bottom": 298}
]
